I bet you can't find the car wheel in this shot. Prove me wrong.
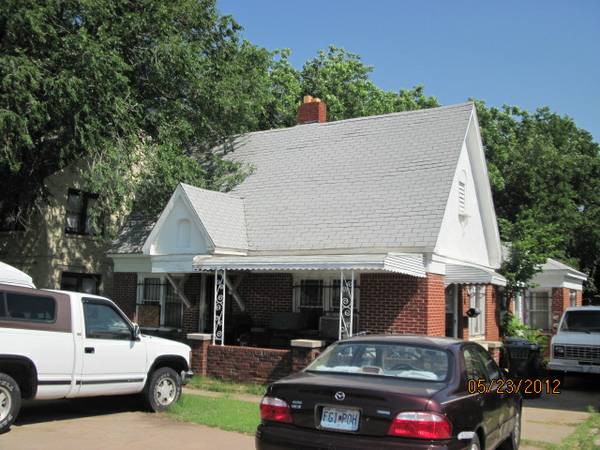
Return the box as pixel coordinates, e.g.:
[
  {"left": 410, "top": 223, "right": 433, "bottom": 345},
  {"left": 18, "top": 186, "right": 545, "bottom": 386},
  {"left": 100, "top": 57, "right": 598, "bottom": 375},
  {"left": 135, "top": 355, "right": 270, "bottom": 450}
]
[
  {"left": 144, "top": 367, "right": 182, "bottom": 412},
  {"left": 0, "top": 373, "right": 21, "bottom": 434},
  {"left": 470, "top": 433, "right": 482, "bottom": 450},
  {"left": 510, "top": 408, "right": 522, "bottom": 449}
]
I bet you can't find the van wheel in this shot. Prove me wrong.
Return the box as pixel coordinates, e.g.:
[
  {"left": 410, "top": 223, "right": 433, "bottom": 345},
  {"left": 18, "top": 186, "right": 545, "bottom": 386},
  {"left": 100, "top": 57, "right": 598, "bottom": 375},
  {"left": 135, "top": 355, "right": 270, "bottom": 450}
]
[
  {"left": 144, "top": 367, "right": 182, "bottom": 412},
  {"left": 0, "top": 373, "right": 21, "bottom": 434}
]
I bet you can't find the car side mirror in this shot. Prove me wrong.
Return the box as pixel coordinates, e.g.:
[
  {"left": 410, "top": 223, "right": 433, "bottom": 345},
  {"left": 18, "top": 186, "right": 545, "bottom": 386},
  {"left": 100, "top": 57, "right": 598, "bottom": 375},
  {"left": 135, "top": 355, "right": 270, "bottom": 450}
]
[{"left": 132, "top": 323, "right": 141, "bottom": 341}]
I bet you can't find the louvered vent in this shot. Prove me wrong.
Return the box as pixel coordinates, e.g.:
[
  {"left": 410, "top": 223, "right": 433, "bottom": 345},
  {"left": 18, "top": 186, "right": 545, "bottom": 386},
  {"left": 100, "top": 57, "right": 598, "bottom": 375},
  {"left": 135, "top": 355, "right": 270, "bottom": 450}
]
[{"left": 458, "top": 180, "right": 466, "bottom": 214}]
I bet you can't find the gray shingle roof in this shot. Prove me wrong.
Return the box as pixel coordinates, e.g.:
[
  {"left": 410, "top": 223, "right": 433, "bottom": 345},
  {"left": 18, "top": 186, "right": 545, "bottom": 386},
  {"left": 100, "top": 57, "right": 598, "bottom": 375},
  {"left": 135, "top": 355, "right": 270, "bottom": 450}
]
[
  {"left": 180, "top": 183, "right": 248, "bottom": 250},
  {"left": 112, "top": 102, "right": 474, "bottom": 254},
  {"left": 111, "top": 215, "right": 157, "bottom": 254},
  {"left": 223, "top": 102, "right": 474, "bottom": 252}
]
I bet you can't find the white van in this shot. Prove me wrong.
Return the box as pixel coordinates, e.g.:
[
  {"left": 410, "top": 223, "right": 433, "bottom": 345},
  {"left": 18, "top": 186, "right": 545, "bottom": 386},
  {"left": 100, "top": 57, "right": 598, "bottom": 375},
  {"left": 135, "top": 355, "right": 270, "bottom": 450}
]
[{"left": 548, "top": 306, "right": 600, "bottom": 378}]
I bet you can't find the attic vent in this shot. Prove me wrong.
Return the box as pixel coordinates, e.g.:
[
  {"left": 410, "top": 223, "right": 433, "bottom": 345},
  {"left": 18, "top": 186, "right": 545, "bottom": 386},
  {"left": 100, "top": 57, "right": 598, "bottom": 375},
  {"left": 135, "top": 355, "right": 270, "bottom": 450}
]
[{"left": 458, "top": 181, "right": 466, "bottom": 214}]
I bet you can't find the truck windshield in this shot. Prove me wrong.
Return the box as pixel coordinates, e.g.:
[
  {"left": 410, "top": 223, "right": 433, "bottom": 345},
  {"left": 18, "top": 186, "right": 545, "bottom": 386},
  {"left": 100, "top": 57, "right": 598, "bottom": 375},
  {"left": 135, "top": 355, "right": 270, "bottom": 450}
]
[
  {"left": 560, "top": 311, "right": 600, "bottom": 333},
  {"left": 305, "top": 342, "right": 449, "bottom": 381}
]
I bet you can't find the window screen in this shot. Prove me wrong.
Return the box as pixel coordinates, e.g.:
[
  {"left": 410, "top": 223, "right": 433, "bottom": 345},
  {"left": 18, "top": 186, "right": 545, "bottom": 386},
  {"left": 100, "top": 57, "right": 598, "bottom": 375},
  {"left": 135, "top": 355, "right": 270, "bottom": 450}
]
[{"left": 2, "top": 292, "right": 56, "bottom": 322}]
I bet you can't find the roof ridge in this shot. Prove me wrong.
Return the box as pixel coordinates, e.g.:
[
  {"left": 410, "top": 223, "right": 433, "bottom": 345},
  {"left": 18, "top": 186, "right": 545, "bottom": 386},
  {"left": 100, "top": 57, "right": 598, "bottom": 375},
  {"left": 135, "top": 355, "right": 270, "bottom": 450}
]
[
  {"left": 221, "top": 101, "right": 475, "bottom": 140},
  {"left": 180, "top": 182, "right": 242, "bottom": 200}
]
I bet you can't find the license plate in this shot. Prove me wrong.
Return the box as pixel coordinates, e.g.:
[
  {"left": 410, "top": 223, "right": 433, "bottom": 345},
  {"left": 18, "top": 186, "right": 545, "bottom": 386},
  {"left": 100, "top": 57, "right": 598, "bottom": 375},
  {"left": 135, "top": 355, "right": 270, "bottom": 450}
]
[{"left": 320, "top": 407, "right": 360, "bottom": 432}]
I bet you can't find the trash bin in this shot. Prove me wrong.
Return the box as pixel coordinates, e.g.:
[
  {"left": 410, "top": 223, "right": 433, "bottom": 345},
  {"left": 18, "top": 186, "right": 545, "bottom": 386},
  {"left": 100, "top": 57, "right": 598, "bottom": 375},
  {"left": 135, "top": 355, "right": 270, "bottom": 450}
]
[{"left": 503, "top": 336, "right": 545, "bottom": 397}]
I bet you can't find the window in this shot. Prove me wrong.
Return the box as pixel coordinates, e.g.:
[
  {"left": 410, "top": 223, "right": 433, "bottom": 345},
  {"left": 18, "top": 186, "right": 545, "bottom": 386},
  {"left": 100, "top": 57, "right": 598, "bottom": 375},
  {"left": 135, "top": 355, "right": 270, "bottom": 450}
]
[
  {"left": 61, "top": 272, "right": 100, "bottom": 295},
  {"left": 472, "top": 345, "right": 501, "bottom": 381},
  {"left": 65, "top": 189, "right": 101, "bottom": 235},
  {"left": 307, "top": 342, "right": 449, "bottom": 381},
  {"left": 136, "top": 276, "right": 183, "bottom": 329},
  {"left": 468, "top": 286, "right": 486, "bottom": 337},
  {"left": 463, "top": 347, "right": 489, "bottom": 380},
  {"left": 570, "top": 290, "right": 577, "bottom": 307},
  {"left": 526, "top": 291, "right": 551, "bottom": 330},
  {"left": 298, "top": 280, "right": 324, "bottom": 310},
  {"left": 294, "top": 274, "right": 360, "bottom": 313},
  {"left": 83, "top": 299, "right": 132, "bottom": 340},
  {"left": 0, "top": 292, "right": 56, "bottom": 322}
]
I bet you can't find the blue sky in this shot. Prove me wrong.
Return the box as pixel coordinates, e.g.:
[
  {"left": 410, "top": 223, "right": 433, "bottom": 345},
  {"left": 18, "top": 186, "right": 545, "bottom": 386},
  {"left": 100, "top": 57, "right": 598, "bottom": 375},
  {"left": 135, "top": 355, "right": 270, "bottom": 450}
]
[{"left": 218, "top": 0, "right": 599, "bottom": 142}]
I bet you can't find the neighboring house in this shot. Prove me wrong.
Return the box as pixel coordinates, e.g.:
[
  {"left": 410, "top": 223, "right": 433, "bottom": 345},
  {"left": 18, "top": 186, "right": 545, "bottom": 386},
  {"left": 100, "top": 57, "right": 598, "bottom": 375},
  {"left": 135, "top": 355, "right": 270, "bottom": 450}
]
[
  {"left": 0, "top": 165, "right": 112, "bottom": 295},
  {"left": 512, "top": 258, "right": 587, "bottom": 334},
  {"left": 110, "top": 98, "right": 510, "bottom": 380}
]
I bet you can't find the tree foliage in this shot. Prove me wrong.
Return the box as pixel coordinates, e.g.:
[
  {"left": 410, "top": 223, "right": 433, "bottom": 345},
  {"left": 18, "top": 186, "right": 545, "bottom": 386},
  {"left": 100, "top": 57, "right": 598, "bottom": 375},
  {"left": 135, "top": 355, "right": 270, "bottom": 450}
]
[
  {"left": 1, "top": 2, "right": 598, "bottom": 298},
  {"left": 0, "top": 0, "right": 273, "bottom": 225}
]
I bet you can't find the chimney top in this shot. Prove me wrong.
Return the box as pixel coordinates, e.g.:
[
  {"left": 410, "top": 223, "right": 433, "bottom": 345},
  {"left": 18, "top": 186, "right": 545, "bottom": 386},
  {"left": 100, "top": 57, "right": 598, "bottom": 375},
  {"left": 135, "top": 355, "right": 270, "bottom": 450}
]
[{"left": 297, "top": 96, "right": 327, "bottom": 125}]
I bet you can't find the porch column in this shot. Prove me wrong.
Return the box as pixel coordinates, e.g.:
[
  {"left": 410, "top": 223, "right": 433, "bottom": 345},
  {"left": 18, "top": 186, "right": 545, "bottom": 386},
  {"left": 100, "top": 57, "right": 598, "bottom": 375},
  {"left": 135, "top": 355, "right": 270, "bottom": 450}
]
[
  {"left": 213, "top": 269, "right": 226, "bottom": 346},
  {"left": 338, "top": 270, "right": 355, "bottom": 340}
]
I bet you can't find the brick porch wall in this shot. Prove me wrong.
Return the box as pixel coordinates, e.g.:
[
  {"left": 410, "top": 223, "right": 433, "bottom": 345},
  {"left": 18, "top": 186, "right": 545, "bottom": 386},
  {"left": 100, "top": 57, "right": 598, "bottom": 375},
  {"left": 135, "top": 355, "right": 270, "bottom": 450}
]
[
  {"left": 112, "top": 272, "right": 137, "bottom": 319},
  {"left": 207, "top": 345, "right": 292, "bottom": 384},
  {"left": 360, "top": 273, "right": 445, "bottom": 336}
]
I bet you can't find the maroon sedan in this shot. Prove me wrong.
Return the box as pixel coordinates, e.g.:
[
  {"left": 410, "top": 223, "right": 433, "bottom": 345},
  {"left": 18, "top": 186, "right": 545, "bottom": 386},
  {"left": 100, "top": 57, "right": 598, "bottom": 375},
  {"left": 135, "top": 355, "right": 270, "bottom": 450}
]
[{"left": 256, "top": 336, "right": 521, "bottom": 450}]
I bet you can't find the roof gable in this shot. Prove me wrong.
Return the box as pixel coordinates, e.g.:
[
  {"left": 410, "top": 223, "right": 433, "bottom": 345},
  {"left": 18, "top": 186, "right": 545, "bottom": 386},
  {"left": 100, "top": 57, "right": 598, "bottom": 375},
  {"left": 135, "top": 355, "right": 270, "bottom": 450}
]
[
  {"left": 223, "top": 102, "right": 475, "bottom": 252},
  {"left": 141, "top": 184, "right": 247, "bottom": 255},
  {"left": 434, "top": 112, "right": 502, "bottom": 268}
]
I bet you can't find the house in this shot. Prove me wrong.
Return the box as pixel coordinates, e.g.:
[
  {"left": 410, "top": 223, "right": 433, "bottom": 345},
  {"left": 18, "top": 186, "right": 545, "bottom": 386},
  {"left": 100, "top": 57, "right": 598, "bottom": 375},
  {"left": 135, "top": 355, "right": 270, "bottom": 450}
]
[
  {"left": 109, "top": 99, "right": 509, "bottom": 382},
  {"left": 0, "top": 165, "right": 112, "bottom": 295},
  {"left": 511, "top": 258, "right": 586, "bottom": 334}
]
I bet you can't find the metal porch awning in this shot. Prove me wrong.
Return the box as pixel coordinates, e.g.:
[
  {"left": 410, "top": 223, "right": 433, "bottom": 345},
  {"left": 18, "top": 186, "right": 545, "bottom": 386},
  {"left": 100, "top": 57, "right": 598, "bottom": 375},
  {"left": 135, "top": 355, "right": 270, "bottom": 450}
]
[
  {"left": 445, "top": 263, "right": 506, "bottom": 286},
  {"left": 193, "top": 253, "right": 426, "bottom": 278}
]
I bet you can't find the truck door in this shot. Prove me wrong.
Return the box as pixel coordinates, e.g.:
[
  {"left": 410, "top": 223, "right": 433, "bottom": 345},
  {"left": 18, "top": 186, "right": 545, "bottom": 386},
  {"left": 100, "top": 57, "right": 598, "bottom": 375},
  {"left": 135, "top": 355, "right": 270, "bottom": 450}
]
[{"left": 79, "top": 297, "right": 147, "bottom": 396}]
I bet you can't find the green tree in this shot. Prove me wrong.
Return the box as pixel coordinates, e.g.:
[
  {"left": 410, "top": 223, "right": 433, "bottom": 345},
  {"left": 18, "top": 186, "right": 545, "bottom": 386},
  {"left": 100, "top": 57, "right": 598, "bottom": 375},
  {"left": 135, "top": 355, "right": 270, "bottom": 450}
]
[
  {"left": 476, "top": 101, "right": 600, "bottom": 296},
  {"left": 0, "top": 0, "right": 273, "bottom": 225}
]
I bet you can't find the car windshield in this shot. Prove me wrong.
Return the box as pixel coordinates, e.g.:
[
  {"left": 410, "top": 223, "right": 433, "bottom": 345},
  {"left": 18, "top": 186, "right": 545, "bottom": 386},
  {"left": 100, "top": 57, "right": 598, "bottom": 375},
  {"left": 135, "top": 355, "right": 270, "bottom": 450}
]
[
  {"left": 560, "top": 311, "right": 600, "bottom": 333},
  {"left": 305, "top": 342, "right": 449, "bottom": 381}
]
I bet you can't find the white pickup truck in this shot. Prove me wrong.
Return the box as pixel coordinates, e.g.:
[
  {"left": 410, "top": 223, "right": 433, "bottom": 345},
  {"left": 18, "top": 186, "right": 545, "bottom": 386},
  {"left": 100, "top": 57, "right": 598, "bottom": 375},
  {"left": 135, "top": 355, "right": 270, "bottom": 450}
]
[
  {"left": 0, "top": 282, "right": 193, "bottom": 433},
  {"left": 548, "top": 306, "right": 600, "bottom": 379}
]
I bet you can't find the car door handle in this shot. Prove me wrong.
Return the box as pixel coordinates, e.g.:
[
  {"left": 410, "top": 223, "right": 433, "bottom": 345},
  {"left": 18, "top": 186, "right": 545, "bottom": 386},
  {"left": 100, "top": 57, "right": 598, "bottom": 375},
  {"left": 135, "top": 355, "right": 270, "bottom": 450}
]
[{"left": 85, "top": 347, "right": 95, "bottom": 354}]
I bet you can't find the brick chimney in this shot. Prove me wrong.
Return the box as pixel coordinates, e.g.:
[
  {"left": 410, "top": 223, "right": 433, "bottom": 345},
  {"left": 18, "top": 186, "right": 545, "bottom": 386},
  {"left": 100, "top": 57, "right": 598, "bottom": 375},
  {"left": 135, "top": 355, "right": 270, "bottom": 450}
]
[{"left": 297, "top": 95, "right": 327, "bottom": 124}]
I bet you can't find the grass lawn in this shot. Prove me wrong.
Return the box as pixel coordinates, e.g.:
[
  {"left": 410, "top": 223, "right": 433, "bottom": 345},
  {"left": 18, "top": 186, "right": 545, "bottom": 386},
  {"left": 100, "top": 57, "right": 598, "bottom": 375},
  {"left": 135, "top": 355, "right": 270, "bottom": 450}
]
[
  {"left": 187, "top": 375, "right": 266, "bottom": 397},
  {"left": 522, "top": 408, "right": 599, "bottom": 450},
  {"left": 547, "top": 408, "right": 600, "bottom": 450},
  {"left": 167, "top": 394, "right": 260, "bottom": 434}
]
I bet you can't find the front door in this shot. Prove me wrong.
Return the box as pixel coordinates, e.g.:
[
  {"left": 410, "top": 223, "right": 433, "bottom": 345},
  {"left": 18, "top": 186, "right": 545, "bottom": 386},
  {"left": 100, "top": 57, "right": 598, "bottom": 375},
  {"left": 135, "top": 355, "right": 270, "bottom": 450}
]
[
  {"left": 445, "top": 285, "right": 458, "bottom": 337},
  {"left": 79, "top": 298, "right": 147, "bottom": 396}
]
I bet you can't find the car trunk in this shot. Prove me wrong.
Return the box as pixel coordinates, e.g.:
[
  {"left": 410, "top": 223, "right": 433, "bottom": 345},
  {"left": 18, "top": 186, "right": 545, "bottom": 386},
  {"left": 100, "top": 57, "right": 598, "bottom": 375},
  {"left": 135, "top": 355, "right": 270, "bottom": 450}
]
[{"left": 270, "top": 371, "right": 445, "bottom": 437}]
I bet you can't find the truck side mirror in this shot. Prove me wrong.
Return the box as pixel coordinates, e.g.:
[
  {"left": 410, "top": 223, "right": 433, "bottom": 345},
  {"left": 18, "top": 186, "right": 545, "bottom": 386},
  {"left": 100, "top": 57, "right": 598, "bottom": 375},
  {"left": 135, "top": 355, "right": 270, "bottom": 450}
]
[{"left": 132, "top": 323, "right": 141, "bottom": 341}]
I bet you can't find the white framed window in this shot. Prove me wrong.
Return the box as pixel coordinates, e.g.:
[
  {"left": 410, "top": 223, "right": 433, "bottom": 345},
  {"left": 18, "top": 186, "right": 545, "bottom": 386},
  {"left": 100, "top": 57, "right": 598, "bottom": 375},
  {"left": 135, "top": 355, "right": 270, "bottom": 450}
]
[
  {"left": 136, "top": 274, "right": 183, "bottom": 329},
  {"left": 525, "top": 291, "right": 551, "bottom": 331},
  {"left": 468, "top": 285, "right": 486, "bottom": 337},
  {"left": 292, "top": 272, "right": 360, "bottom": 313},
  {"left": 569, "top": 290, "right": 577, "bottom": 307}
]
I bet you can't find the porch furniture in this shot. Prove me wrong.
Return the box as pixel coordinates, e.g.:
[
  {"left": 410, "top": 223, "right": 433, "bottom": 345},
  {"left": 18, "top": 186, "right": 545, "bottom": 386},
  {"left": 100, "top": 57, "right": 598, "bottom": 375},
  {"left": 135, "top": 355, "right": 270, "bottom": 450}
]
[{"left": 268, "top": 312, "right": 309, "bottom": 348}]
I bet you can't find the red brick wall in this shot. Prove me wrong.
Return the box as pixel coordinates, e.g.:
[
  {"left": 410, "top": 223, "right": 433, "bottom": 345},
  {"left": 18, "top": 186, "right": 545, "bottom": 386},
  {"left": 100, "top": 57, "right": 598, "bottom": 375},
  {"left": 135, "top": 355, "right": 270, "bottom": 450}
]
[
  {"left": 425, "top": 274, "right": 445, "bottom": 336},
  {"left": 360, "top": 273, "right": 444, "bottom": 336},
  {"left": 182, "top": 274, "right": 202, "bottom": 334},
  {"left": 485, "top": 285, "right": 500, "bottom": 341},
  {"left": 236, "top": 273, "right": 293, "bottom": 327},
  {"left": 207, "top": 345, "right": 292, "bottom": 384},
  {"left": 576, "top": 290, "right": 583, "bottom": 306},
  {"left": 112, "top": 272, "right": 137, "bottom": 319}
]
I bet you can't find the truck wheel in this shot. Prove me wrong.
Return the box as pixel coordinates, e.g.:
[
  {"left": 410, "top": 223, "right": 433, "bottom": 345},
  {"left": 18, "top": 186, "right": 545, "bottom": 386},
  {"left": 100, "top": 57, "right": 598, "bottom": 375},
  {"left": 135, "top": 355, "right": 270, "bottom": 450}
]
[
  {"left": 144, "top": 367, "right": 182, "bottom": 412},
  {"left": 0, "top": 373, "right": 21, "bottom": 434}
]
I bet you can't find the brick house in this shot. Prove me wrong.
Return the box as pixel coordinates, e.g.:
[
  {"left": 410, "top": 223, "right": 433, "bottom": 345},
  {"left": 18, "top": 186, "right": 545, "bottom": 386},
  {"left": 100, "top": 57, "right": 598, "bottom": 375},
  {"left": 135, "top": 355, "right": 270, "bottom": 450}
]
[
  {"left": 511, "top": 258, "right": 586, "bottom": 335},
  {"left": 109, "top": 99, "right": 508, "bottom": 382}
]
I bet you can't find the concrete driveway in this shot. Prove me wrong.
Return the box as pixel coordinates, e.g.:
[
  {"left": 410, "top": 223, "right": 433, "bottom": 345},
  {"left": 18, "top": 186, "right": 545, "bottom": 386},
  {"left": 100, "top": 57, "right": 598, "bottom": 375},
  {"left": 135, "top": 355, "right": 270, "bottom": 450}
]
[
  {"left": 3, "top": 376, "right": 599, "bottom": 450},
  {"left": 521, "top": 375, "right": 600, "bottom": 449},
  {"left": 1, "top": 396, "right": 254, "bottom": 450}
]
